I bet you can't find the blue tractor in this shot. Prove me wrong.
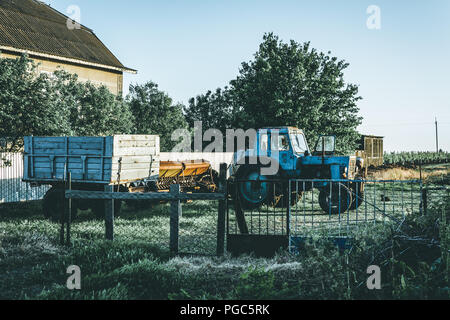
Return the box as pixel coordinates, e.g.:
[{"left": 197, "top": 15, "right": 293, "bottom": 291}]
[{"left": 230, "top": 127, "right": 365, "bottom": 213}]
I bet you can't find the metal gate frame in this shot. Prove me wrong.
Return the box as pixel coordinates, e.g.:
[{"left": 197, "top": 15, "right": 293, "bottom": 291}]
[
  {"left": 287, "top": 179, "right": 423, "bottom": 253},
  {"left": 225, "top": 178, "right": 424, "bottom": 256}
]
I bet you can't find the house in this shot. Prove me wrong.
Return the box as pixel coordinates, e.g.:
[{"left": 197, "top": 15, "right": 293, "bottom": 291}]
[{"left": 0, "top": 0, "right": 136, "bottom": 95}]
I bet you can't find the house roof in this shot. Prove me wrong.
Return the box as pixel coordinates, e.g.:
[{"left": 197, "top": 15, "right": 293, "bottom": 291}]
[{"left": 0, "top": 0, "right": 136, "bottom": 73}]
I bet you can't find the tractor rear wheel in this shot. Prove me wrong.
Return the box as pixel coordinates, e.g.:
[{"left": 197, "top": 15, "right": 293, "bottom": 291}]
[
  {"left": 233, "top": 165, "right": 275, "bottom": 210},
  {"left": 318, "top": 183, "right": 353, "bottom": 215}
]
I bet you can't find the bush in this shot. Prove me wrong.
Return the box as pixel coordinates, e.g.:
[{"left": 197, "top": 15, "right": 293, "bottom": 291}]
[{"left": 235, "top": 267, "right": 275, "bottom": 300}]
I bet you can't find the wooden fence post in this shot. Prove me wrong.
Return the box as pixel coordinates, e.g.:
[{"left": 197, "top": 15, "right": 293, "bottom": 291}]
[
  {"left": 170, "top": 184, "right": 181, "bottom": 255},
  {"left": 105, "top": 185, "right": 114, "bottom": 240},
  {"left": 216, "top": 163, "right": 227, "bottom": 256}
]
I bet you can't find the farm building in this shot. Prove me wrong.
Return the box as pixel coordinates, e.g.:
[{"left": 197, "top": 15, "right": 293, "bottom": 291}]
[
  {"left": 356, "top": 135, "right": 384, "bottom": 168},
  {"left": 0, "top": 0, "right": 136, "bottom": 95}
]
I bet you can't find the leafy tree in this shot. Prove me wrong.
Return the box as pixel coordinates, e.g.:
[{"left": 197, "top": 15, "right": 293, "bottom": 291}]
[
  {"left": 0, "top": 55, "right": 70, "bottom": 152},
  {"left": 51, "top": 70, "right": 133, "bottom": 136},
  {"left": 184, "top": 88, "right": 233, "bottom": 150},
  {"left": 230, "top": 33, "right": 362, "bottom": 153},
  {"left": 127, "top": 81, "right": 187, "bottom": 151},
  {"left": 184, "top": 33, "right": 363, "bottom": 154},
  {"left": 185, "top": 88, "right": 233, "bottom": 132}
]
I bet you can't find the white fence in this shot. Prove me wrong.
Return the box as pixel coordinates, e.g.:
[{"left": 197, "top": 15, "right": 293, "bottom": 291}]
[{"left": 0, "top": 153, "right": 49, "bottom": 204}]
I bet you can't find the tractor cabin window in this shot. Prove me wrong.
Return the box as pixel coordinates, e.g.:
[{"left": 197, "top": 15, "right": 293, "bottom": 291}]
[{"left": 290, "top": 133, "right": 308, "bottom": 154}]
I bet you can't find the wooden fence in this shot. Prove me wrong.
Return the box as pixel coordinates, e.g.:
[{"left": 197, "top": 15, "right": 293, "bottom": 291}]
[{"left": 63, "top": 163, "right": 228, "bottom": 256}]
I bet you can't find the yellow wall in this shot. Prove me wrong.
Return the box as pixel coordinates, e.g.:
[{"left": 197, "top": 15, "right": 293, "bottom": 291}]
[{"left": 1, "top": 52, "right": 123, "bottom": 95}]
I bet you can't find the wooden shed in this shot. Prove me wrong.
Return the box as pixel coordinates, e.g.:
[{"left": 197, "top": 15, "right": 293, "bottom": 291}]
[{"left": 356, "top": 135, "right": 384, "bottom": 168}]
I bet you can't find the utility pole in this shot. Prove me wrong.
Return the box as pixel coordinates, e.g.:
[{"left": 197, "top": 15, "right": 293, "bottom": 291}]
[{"left": 435, "top": 117, "right": 439, "bottom": 153}]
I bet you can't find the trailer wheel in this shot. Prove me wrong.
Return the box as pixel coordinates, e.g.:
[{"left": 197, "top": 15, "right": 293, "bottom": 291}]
[
  {"left": 43, "top": 187, "right": 77, "bottom": 222},
  {"left": 90, "top": 200, "right": 122, "bottom": 219},
  {"left": 318, "top": 183, "right": 352, "bottom": 215}
]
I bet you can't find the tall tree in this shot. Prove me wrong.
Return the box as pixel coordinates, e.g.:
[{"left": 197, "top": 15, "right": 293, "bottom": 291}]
[
  {"left": 51, "top": 70, "right": 133, "bottom": 136},
  {"left": 0, "top": 55, "right": 70, "bottom": 152},
  {"left": 230, "top": 33, "right": 362, "bottom": 153},
  {"left": 127, "top": 81, "right": 188, "bottom": 151},
  {"left": 184, "top": 33, "right": 363, "bottom": 154}
]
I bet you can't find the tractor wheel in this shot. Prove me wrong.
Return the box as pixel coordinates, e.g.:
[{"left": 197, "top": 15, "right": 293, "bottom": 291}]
[
  {"left": 91, "top": 200, "right": 122, "bottom": 219},
  {"left": 349, "top": 182, "right": 365, "bottom": 210},
  {"left": 43, "top": 187, "right": 77, "bottom": 222},
  {"left": 233, "top": 165, "right": 275, "bottom": 210},
  {"left": 318, "top": 183, "right": 353, "bottom": 215}
]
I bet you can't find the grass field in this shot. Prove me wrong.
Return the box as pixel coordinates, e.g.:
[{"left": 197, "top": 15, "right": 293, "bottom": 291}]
[{"left": 0, "top": 164, "right": 448, "bottom": 300}]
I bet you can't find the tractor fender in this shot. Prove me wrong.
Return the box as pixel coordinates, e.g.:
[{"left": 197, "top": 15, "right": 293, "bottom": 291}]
[{"left": 234, "top": 156, "right": 281, "bottom": 178}]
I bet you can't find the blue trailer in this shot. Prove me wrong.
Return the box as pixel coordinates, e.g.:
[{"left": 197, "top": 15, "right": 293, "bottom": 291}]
[{"left": 23, "top": 135, "right": 160, "bottom": 220}]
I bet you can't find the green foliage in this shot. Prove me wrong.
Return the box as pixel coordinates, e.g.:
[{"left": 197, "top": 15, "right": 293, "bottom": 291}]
[
  {"left": 127, "top": 82, "right": 188, "bottom": 152},
  {"left": 51, "top": 70, "right": 133, "bottom": 136},
  {"left": 384, "top": 151, "right": 450, "bottom": 166},
  {"left": 235, "top": 267, "right": 275, "bottom": 299},
  {"left": 0, "top": 55, "right": 70, "bottom": 151},
  {"left": 185, "top": 88, "right": 233, "bottom": 134},
  {"left": 0, "top": 54, "right": 133, "bottom": 152},
  {"left": 185, "top": 33, "right": 363, "bottom": 154}
]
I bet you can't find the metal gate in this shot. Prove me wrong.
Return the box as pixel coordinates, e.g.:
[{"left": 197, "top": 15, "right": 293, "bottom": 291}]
[
  {"left": 226, "top": 178, "right": 423, "bottom": 256},
  {"left": 287, "top": 179, "right": 422, "bottom": 253}
]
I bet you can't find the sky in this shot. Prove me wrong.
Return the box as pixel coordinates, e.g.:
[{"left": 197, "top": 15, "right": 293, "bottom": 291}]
[{"left": 45, "top": 0, "right": 450, "bottom": 152}]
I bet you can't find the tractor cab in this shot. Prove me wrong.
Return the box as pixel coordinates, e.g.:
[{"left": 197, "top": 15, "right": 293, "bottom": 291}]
[{"left": 251, "top": 127, "right": 310, "bottom": 172}]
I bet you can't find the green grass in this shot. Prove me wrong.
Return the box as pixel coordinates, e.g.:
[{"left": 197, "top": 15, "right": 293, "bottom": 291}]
[
  {"left": 384, "top": 151, "right": 450, "bottom": 166},
  {"left": 0, "top": 181, "right": 448, "bottom": 300}
]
